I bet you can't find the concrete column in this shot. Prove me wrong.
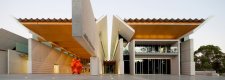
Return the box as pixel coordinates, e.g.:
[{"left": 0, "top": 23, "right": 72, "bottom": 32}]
[
  {"left": 8, "top": 50, "right": 28, "bottom": 74},
  {"left": 118, "top": 39, "right": 124, "bottom": 74},
  {"left": 118, "top": 61, "right": 124, "bottom": 74},
  {"left": 28, "top": 38, "right": 32, "bottom": 73},
  {"left": 98, "top": 60, "right": 102, "bottom": 74},
  {"left": 0, "top": 51, "right": 7, "bottom": 74},
  {"left": 171, "top": 41, "right": 180, "bottom": 75},
  {"left": 171, "top": 56, "right": 180, "bottom": 75},
  {"left": 129, "top": 40, "right": 135, "bottom": 75},
  {"left": 90, "top": 57, "right": 99, "bottom": 75},
  {"left": 180, "top": 39, "right": 195, "bottom": 75}
]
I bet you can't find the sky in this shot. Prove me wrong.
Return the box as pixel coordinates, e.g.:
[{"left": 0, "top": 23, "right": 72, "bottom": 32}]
[{"left": 0, "top": 0, "right": 225, "bottom": 53}]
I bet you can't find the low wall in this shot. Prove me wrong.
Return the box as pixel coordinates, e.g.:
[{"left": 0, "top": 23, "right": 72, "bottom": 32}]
[
  {"left": 196, "top": 71, "right": 219, "bottom": 76},
  {"left": 8, "top": 50, "right": 28, "bottom": 74},
  {"left": 0, "top": 51, "right": 7, "bottom": 74},
  {"left": 29, "top": 39, "right": 72, "bottom": 74}
]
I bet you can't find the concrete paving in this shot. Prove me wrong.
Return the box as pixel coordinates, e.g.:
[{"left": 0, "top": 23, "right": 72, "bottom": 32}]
[{"left": 0, "top": 74, "right": 225, "bottom": 80}]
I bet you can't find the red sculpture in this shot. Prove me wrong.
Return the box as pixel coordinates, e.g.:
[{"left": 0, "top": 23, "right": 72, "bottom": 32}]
[{"left": 71, "top": 58, "right": 83, "bottom": 74}]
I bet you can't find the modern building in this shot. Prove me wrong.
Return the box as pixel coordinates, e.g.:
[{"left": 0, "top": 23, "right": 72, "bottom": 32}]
[
  {"left": 0, "top": 0, "right": 205, "bottom": 76},
  {"left": 0, "top": 28, "right": 28, "bottom": 74},
  {"left": 110, "top": 16, "right": 205, "bottom": 75},
  {"left": 0, "top": 0, "right": 107, "bottom": 75}
]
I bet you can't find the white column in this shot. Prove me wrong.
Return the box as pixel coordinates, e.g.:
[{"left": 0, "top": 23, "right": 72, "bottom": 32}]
[
  {"left": 129, "top": 40, "right": 135, "bottom": 75},
  {"left": 171, "top": 56, "right": 180, "bottom": 75},
  {"left": 171, "top": 41, "right": 180, "bottom": 75},
  {"left": 90, "top": 57, "right": 99, "bottom": 75},
  {"left": 118, "top": 39, "right": 124, "bottom": 74},
  {"left": 181, "top": 39, "right": 195, "bottom": 75},
  {"left": 28, "top": 38, "right": 32, "bottom": 73}
]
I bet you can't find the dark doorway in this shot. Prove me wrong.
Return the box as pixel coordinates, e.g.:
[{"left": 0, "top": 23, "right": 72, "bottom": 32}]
[
  {"left": 124, "top": 55, "right": 130, "bottom": 74},
  {"left": 124, "top": 61, "right": 130, "bottom": 74},
  {"left": 104, "top": 61, "right": 116, "bottom": 74},
  {"left": 135, "top": 59, "right": 170, "bottom": 74}
]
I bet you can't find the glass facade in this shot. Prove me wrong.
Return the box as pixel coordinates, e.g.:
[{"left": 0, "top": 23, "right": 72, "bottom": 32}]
[
  {"left": 16, "top": 42, "right": 28, "bottom": 54},
  {"left": 135, "top": 45, "right": 178, "bottom": 54},
  {"left": 135, "top": 59, "right": 171, "bottom": 74}
]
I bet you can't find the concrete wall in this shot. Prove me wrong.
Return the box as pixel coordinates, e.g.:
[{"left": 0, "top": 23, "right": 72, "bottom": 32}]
[
  {"left": 111, "top": 18, "right": 119, "bottom": 60},
  {"left": 96, "top": 16, "right": 108, "bottom": 74},
  {"left": 96, "top": 16, "right": 108, "bottom": 60},
  {"left": 171, "top": 41, "right": 180, "bottom": 75},
  {"left": 171, "top": 56, "right": 179, "bottom": 75},
  {"left": 196, "top": 71, "right": 219, "bottom": 76},
  {"left": 0, "top": 51, "right": 7, "bottom": 74},
  {"left": 111, "top": 16, "right": 135, "bottom": 60},
  {"left": 90, "top": 57, "right": 99, "bottom": 75},
  {"left": 180, "top": 39, "right": 195, "bottom": 75},
  {"left": 129, "top": 40, "right": 135, "bottom": 75},
  {"left": 8, "top": 50, "right": 28, "bottom": 74},
  {"left": 72, "top": 0, "right": 103, "bottom": 75},
  {"left": 29, "top": 39, "right": 72, "bottom": 74},
  {"left": 72, "top": 0, "right": 99, "bottom": 57},
  {"left": 114, "top": 38, "right": 124, "bottom": 74}
]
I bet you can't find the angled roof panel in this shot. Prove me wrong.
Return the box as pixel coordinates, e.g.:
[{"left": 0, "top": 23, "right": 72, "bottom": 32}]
[
  {"left": 96, "top": 16, "right": 108, "bottom": 60},
  {"left": 0, "top": 28, "right": 28, "bottom": 50},
  {"left": 111, "top": 16, "right": 135, "bottom": 60},
  {"left": 20, "top": 20, "right": 91, "bottom": 59},
  {"left": 113, "top": 16, "right": 135, "bottom": 41},
  {"left": 124, "top": 18, "right": 205, "bottom": 39}
]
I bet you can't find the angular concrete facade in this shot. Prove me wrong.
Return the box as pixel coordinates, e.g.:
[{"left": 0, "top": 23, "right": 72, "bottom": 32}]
[
  {"left": 111, "top": 18, "right": 205, "bottom": 75},
  {"left": 181, "top": 39, "right": 195, "bottom": 75},
  {"left": 0, "top": 28, "right": 28, "bottom": 74},
  {"left": 0, "top": 0, "right": 205, "bottom": 76}
]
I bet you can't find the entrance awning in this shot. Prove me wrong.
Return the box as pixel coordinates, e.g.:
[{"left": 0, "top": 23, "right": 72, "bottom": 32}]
[
  {"left": 19, "top": 18, "right": 91, "bottom": 59},
  {"left": 124, "top": 18, "right": 205, "bottom": 39}
]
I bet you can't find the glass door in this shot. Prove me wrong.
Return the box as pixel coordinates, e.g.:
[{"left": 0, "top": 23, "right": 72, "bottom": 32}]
[
  {"left": 135, "top": 59, "right": 170, "bottom": 74},
  {"left": 104, "top": 61, "right": 116, "bottom": 74},
  {"left": 135, "top": 59, "right": 143, "bottom": 74}
]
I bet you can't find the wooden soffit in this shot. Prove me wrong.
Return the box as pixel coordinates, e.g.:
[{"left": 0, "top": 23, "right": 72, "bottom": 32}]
[
  {"left": 128, "top": 23, "right": 201, "bottom": 39},
  {"left": 124, "top": 18, "right": 205, "bottom": 39},
  {"left": 19, "top": 18, "right": 90, "bottom": 58}
]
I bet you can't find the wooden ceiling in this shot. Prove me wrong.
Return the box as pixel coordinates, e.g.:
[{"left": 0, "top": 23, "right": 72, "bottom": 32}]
[
  {"left": 19, "top": 18, "right": 90, "bottom": 59},
  {"left": 124, "top": 18, "right": 205, "bottom": 39},
  {"left": 129, "top": 24, "right": 198, "bottom": 39}
]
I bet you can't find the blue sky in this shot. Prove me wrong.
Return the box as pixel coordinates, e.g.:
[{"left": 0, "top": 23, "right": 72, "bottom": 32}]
[{"left": 1, "top": 0, "right": 225, "bottom": 52}]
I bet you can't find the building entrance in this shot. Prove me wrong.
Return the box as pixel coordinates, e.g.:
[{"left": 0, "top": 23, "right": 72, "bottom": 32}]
[
  {"left": 135, "top": 59, "right": 170, "bottom": 74},
  {"left": 103, "top": 61, "right": 116, "bottom": 74}
]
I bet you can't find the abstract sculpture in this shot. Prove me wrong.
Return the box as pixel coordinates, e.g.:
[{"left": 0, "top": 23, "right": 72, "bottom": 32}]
[{"left": 71, "top": 58, "right": 83, "bottom": 74}]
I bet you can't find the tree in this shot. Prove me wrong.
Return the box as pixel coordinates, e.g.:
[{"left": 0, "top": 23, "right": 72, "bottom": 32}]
[{"left": 194, "top": 45, "right": 225, "bottom": 74}]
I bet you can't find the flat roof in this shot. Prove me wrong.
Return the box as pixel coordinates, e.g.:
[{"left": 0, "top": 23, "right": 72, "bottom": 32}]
[
  {"left": 18, "top": 18, "right": 72, "bottom": 22},
  {"left": 19, "top": 18, "right": 90, "bottom": 59},
  {"left": 124, "top": 18, "right": 205, "bottom": 39},
  {"left": 0, "top": 28, "right": 28, "bottom": 50}
]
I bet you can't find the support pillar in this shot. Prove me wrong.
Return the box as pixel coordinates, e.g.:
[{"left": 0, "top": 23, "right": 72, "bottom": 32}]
[
  {"left": 118, "top": 61, "right": 124, "bottom": 74},
  {"left": 118, "top": 38, "right": 124, "bottom": 74},
  {"left": 181, "top": 39, "right": 195, "bottom": 75},
  {"left": 129, "top": 40, "right": 135, "bottom": 75},
  {"left": 90, "top": 57, "right": 99, "bottom": 75}
]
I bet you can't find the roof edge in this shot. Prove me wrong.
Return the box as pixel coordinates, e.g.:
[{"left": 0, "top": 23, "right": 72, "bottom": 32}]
[
  {"left": 124, "top": 18, "right": 205, "bottom": 23},
  {"left": 18, "top": 18, "right": 72, "bottom": 22}
]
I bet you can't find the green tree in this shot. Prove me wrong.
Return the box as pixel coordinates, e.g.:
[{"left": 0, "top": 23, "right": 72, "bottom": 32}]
[{"left": 194, "top": 45, "right": 225, "bottom": 74}]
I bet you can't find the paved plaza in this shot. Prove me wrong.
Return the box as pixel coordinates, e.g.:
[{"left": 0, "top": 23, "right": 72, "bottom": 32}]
[{"left": 0, "top": 74, "right": 225, "bottom": 80}]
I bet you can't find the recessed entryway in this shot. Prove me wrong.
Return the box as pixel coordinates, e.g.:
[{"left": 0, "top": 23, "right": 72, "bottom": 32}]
[{"left": 135, "top": 59, "right": 170, "bottom": 74}]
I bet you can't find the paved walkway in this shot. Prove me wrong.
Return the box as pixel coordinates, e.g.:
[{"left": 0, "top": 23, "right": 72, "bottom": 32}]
[{"left": 0, "top": 74, "right": 225, "bottom": 80}]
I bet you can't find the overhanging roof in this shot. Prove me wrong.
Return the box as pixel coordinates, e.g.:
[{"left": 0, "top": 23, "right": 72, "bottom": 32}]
[
  {"left": 124, "top": 18, "right": 205, "bottom": 39},
  {"left": 110, "top": 16, "right": 135, "bottom": 60},
  {"left": 0, "top": 28, "right": 28, "bottom": 50},
  {"left": 19, "top": 18, "right": 91, "bottom": 59},
  {"left": 114, "top": 16, "right": 135, "bottom": 41}
]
